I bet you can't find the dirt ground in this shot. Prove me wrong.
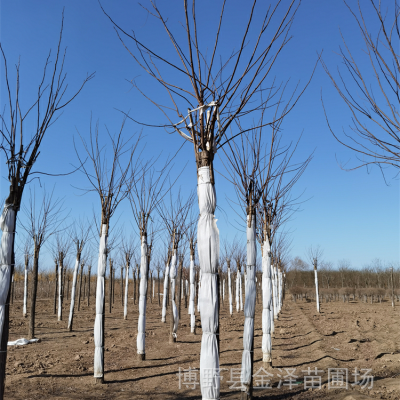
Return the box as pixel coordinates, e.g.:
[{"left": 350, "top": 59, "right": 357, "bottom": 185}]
[{"left": 4, "top": 290, "right": 400, "bottom": 399}]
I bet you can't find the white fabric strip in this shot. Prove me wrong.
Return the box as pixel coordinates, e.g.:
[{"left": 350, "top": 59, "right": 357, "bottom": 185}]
[
  {"left": 137, "top": 236, "right": 148, "bottom": 355},
  {"left": 67, "top": 258, "right": 80, "bottom": 330},
  {"left": 228, "top": 267, "right": 232, "bottom": 315},
  {"left": 315, "top": 269, "right": 320, "bottom": 312},
  {"left": 161, "top": 262, "right": 169, "bottom": 322},
  {"left": 197, "top": 166, "right": 220, "bottom": 400},
  {"left": 189, "top": 255, "right": 195, "bottom": 332},
  {"left": 241, "top": 214, "right": 257, "bottom": 391},
  {"left": 0, "top": 204, "right": 15, "bottom": 343},
  {"left": 170, "top": 249, "right": 178, "bottom": 337},
  {"left": 262, "top": 240, "right": 273, "bottom": 363},
  {"left": 23, "top": 264, "right": 28, "bottom": 317},
  {"left": 124, "top": 263, "right": 129, "bottom": 319},
  {"left": 94, "top": 224, "right": 107, "bottom": 378}
]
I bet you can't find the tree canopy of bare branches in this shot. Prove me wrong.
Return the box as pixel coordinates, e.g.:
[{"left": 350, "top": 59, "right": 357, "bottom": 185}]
[{"left": 321, "top": 0, "right": 400, "bottom": 176}]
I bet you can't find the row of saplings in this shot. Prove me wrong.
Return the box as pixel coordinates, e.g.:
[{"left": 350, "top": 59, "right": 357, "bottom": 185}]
[{"left": 290, "top": 286, "right": 400, "bottom": 304}]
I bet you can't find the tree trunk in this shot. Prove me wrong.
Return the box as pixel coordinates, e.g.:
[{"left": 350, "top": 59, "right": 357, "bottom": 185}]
[
  {"left": 161, "top": 262, "right": 169, "bottom": 322},
  {"left": 109, "top": 260, "right": 113, "bottom": 313},
  {"left": 197, "top": 165, "right": 220, "bottom": 399},
  {"left": 23, "top": 257, "right": 29, "bottom": 318},
  {"left": 54, "top": 261, "right": 58, "bottom": 315},
  {"left": 58, "top": 254, "right": 64, "bottom": 321},
  {"left": 94, "top": 224, "right": 107, "bottom": 384},
  {"left": 228, "top": 265, "right": 233, "bottom": 316},
  {"left": 67, "top": 255, "right": 81, "bottom": 331},
  {"left": 158, "top": 270, "right": 160, "bottom": 306},
  {"left": 124, "top": 262, "right": 129, "bottom": 320},
  {"left": 28, "top": 246, "right": 40, "bottom": 339},
  {"left": 121, "top": 266, "right": 124, "bottom": 306},
  {"left": 169, "top": 249, "right": 178, "bottom": 343},
  {"left": 137, "top": 235, "right": 149, "bottom": 360},
  {"left": 78, "top": 263, "right": 84, "bottom": 311},
  {"left": 178, "top": 257, "right": 183, "bottom": 319},
  {"left": 0, "top": 205, "right": 16, "bottom": 399},
  {"left": 133, "top": 265, "right": 137, "bottom": 305},
  {"left": 87, "top": 266, "right": 91, "bottom": 307},
  {"left": 112, "top": 264, "right": 115, "bottom": 305},
  {"left": 241, "top": 211, "right": 256, "bottom": 399},
  {"left": 189, "top": 253, "right": 196, "bottom": 333}
]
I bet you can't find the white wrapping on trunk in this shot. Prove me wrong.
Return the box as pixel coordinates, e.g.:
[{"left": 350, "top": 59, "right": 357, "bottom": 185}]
[
  {"left": 197, "top": 166, "right": 219, "bottom": 399},
  {"left": 272, "top": 265, "right": 277, "bottom": 319},
  {"left": 239, "top": 272, "right": 243, "bottom": 311},
  {"left": 262, "top": 240, "right": 273, "bottom": 362},
  {"left": 228, "top": 267, "right": 232, "bottom": 315},
  {"left": 244, "top": 272, "right": 247, "bottom": 299},
  {"left": 279, "top": 269, "right": 282, "bottom": 313},
  {"left": 58, "top": 261, "right": 62, "bottom": 321},
  {"left": 67, "top": 258, "right": 80, "bottom": 329},
  {"left": 161, "top": 263, "right": 169, "bottom": 322},
  {"left": 236, "top": 273, "right": 240, "bottom": 312},
  {"left": 189, "top": 256, "right": 195, "bottom": 332},
  {"left": 314, "top": 269, "right": 320, "bottom": 312},
  {"left": 197, "top": 270, "right": 201, "bottom": 312},
  {"left": 124, "top": 264, "right": 129, "bottom": 319},
  {"left": 241, "top": 214, "right": 256, "bottom": 389},
  {"left": 94, "top": 224, "right": 107, "bottom": 378},
  {"left": 23, "top": 265, "right": 28, "bottom": 317},
  {"left": 222, "top": 279, "right": 225, "bottom": 301},
  {"left": 169, "top": 249, "right": 179, "bottom": 336},
  {"left": 137, "top": 236, "right": 148, "bottom": 354},
  {"left": 0, "top": 204, "right": 15, "bottom": 343}
]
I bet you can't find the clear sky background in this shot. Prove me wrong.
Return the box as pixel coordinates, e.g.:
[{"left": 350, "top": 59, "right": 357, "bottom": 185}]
[{"left": 0, "top": 0, "right": 398, "bottom": 272}]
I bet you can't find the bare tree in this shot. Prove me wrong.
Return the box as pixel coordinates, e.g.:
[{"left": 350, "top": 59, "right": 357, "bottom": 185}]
[
  {"left": 68, "top": 219, "right": 91, "bottom": 331},
  {"left": 75, "top": 116, "right": 142, "bottom": 383},
  {"left": 130, "top": 162, "right": 176, "bottom": 358},
  {"left": 121, "top": 236, "right": 137, "bottom": 320},
  {"left": 321, "top": 0, "right": 400, "bottom": 176},
  {"left": 22, "top": 236, "right": 32, "bottom": 318},
  {"left": 20, "top": 187, "right": 65, "bottom": 339},
  {"left": 51, "top": 231, "right": 72, "bottom": 322},
  {"left": 307, "top": 245, "right": 324, "bottom": 313},
  {"left": 157, "top": 188, "right": 194, "bottom": 342},
  {"left": 0, "top": 12, "right": 93, "bottom": 391},
  {"left": 101, "top": 1, "right": 317, "bottom": 396}
]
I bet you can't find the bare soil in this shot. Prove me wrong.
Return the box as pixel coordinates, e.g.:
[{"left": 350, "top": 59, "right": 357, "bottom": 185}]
[{"left": 4, "top": 291, "right": 400, "bottom": 399}]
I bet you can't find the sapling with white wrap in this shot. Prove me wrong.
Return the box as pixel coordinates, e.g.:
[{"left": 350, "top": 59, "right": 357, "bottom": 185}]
[
  {"left": 239, "top": 272, "right": 243, "bottom": 311},
  {"left": 23, "top": 254, "right": 29, "bottom": 318},
  {"left": 67, "top": 258, "right": 80, "bottom": 330},
  {"left": 123, "top": 255, "right": 130, "bottom": 320},
  {"left": 227, "top": 261, "right": 233, "bottom": 316},
  {"left": 236, "top": 271, "right": 240, "bottom": 312},
  {"left": 94, "top": 224, "right": 107, "bottom": 382},
  {"left": 58, "top": 254, "right": 64, "bottom": 321},
  {"left": 314, "top": 259, "right": 320, "bottom": 313},
  {"left": 197, "top": 166, "right": 220, "bottom": 399},
  {"left": 241, "top": 212, "right": 257, "bottom": 398},
  {"left": 0, "top": 205, "right": 15, "bottom": 346},
  {"left": 137, "top": 235, "right": 149, "bottom": 359},
  {"left": 262, "top": 239, "right": 273, "bottom": 365},
  {"left": 169, "top": 248, "right": 179, "bottom": 342},
  {"left": 189, "top": 242, "right": 196, "bottom": 333},
  {"left": 161, "top": 261, "right": 170, "bottom": 322}
]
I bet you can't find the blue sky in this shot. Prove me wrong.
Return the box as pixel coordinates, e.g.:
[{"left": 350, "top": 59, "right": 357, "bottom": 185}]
[{"left": 0, "top": 0, "right": 398, "bottom": 272}]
